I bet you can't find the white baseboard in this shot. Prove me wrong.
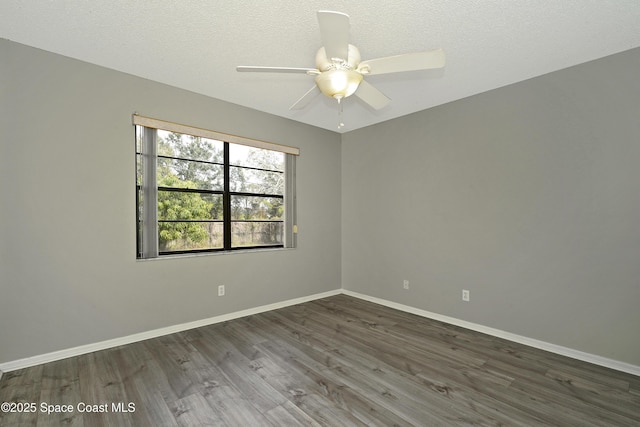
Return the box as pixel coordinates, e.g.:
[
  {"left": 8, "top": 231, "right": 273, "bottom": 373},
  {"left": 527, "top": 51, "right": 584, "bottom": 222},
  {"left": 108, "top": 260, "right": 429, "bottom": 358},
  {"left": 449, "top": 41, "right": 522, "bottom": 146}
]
[
  {"left": 1, "top": 288, "right": 638, "bottom": 378},
  {"left": 0, "top": 289, "right": 342, "bottom": 373},
  {"left": 342, "top": 290, "right": 640, "bottom": 377}
]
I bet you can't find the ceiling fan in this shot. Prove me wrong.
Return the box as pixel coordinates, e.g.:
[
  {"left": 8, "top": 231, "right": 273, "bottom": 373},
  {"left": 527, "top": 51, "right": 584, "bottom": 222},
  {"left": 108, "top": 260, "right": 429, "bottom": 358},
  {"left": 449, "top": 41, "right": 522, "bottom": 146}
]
[{"left": 236, "top": 10, "right": 445, "bottom": 117}]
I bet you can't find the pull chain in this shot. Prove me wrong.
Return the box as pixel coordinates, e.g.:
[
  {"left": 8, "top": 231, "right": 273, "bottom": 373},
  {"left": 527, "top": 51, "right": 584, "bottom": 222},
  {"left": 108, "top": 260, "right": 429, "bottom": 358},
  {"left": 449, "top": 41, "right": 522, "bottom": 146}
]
[{"left": 337, "top": 97, "right": 345, "bottom": 129}]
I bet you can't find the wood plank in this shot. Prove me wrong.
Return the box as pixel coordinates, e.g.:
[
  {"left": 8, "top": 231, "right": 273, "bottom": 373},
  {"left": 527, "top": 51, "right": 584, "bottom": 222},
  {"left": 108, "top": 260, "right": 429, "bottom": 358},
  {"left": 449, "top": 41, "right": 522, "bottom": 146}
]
[
  {"left": 0, "top": 365, "right": 43, "bottom": 427},
  {"left": 189, "top": 329, "right": 287, "bottom": 414},
  {"left": 143, "top": 333, "right": 228, "bottom": 400},
  {"left": 113, "top": 341, "right": 179, "bottom": 427},
  {"left": 263, "top": 401, "right": 323, "bottom": 427},
  {"left": 169, "top": 392, "right": 225, "bottom": 427},
  {"left": 200, "top": 384, "right": 275, "bottom": 426},
  {"left": 77, "top": 349, "right": 135, "bottom": 427},
  {"left": 36, "top": 356, "right": 83, "bottom": 427}
]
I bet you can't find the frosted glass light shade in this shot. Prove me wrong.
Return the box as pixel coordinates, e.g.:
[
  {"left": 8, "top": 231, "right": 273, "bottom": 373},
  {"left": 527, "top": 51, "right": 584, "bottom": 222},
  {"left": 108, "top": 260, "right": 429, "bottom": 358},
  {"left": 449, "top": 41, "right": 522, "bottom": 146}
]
[{"left": 315, "top": 70, "right": 363, "bottom": 99}]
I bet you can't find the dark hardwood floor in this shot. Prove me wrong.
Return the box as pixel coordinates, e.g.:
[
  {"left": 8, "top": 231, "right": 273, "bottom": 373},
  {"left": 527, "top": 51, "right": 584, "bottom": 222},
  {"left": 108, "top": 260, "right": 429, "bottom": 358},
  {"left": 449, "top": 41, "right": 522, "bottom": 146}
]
[{"left": 1, "top": 294, "right": 639, "bottom": 426}]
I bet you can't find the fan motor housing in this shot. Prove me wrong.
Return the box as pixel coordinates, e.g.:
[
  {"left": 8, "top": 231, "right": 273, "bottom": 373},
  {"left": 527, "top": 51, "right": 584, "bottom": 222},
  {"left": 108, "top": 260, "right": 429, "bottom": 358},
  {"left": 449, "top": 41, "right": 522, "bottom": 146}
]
[{"left": 316, "top": 44, "right": 361, "bottom": 71}]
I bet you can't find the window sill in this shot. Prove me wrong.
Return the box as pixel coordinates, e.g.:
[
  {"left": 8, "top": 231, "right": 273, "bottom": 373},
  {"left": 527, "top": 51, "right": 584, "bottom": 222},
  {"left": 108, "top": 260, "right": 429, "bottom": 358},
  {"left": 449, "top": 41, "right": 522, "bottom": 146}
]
[{"left": 136, "top": 246, "right": 295, "bottom": 261}]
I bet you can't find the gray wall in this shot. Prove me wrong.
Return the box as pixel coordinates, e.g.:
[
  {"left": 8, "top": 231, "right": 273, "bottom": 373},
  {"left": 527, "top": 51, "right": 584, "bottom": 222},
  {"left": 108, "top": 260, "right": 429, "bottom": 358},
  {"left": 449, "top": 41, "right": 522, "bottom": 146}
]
[
  {"left": 342, "top": 48, "right": 640, "bottom": 365},
  {"left": 0, "top": 39, "right": 342, "bottom": 364}
]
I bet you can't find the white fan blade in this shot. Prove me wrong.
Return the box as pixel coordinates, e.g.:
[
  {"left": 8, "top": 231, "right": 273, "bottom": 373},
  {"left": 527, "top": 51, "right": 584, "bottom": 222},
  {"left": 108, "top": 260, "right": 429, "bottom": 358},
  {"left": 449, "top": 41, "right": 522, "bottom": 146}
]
[
  {"left": 355, "top": 80, "right": 390, "bottom": 110},
  {"left": 359, "top": 49, "right": 445, "bottom": 75},
  {"left": 236, "top": 66, "right": 316, "bottom": 73},
  {"left": 317, "top": 10, "right": 350, "bottom": 60},
  {"left": 290, "top": 86, "right": 321, "bottom": 110}
]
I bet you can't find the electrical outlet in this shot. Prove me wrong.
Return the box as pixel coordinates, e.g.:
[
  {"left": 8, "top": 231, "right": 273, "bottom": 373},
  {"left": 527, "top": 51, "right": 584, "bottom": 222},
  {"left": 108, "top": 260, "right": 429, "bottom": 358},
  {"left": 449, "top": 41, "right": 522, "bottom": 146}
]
[
  {"left": 218, "top": 285, "right": 225, "bottom": 297},
  {"left": 462, "top": 289, "right": 470, "bottom": 302},
  {"left": 403, "top": 280, "right": 409, "bottom": 290}
]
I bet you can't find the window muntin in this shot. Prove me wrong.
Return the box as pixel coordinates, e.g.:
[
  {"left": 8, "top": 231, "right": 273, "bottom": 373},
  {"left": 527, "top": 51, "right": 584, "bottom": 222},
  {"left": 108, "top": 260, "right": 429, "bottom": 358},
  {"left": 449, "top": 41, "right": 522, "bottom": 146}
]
[{"left": 136, "top": 125, "right": 293, "bottom": 258}]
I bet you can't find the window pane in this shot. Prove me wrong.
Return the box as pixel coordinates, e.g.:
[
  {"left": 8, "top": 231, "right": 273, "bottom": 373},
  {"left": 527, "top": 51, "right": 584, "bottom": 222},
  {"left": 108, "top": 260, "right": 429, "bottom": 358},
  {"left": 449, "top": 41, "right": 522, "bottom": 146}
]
[
  {"left": 159, "top": 221, "right": 223, "bottom": 252},
  {"left": 229, "top": 166, "right": 284, "bottom": 194},
  {"left": 231, "top": 221, "right": 283, "bottom": 247},
  {"left": 158, "top": 157, "right": 223, "bottom": 191},
  {"left": 157, "top": 130, "right": 223, "bottom": 163},
  {"left": 230, "top": 195, "right": 283, "bottom": 220},
  {"left": 158, "top": 191, "right": 222, "bottom": 221},
  {"left": 229, "top": 144, "right": 284, "bottom": 171}
]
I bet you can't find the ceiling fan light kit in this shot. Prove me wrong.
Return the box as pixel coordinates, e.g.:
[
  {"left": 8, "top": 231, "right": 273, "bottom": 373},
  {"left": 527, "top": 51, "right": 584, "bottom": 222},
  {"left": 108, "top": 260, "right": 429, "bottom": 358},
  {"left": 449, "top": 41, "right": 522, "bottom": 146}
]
[
  {"left": 313, "top": 43, "right": 364, "bottom": 100},
  {"left": 236, "top": 10, "right": 445, "bottom": 127}
]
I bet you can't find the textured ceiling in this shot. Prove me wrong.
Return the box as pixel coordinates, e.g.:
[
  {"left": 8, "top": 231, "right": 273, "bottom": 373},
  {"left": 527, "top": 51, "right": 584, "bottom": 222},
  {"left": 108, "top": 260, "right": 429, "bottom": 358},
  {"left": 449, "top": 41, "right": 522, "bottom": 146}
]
[{"left": 3, "top": 1, "right": 640, "bottom": 133}]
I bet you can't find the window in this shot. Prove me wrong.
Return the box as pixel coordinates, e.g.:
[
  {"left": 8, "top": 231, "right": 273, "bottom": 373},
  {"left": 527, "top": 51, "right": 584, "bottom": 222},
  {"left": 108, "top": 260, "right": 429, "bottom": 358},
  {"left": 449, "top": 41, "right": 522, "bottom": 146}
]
[{"left": 134, "top": 115, "right": 298, "bottom": 258}]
